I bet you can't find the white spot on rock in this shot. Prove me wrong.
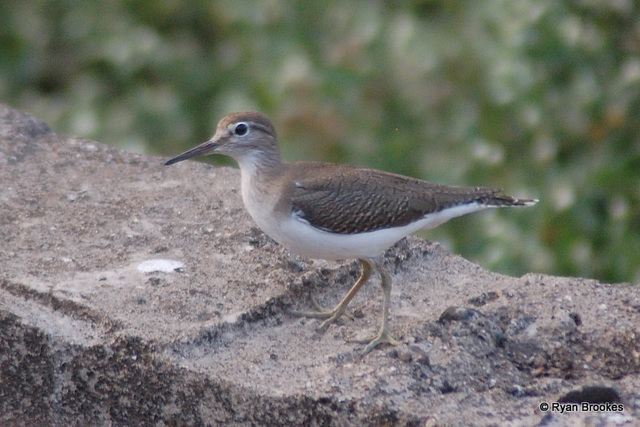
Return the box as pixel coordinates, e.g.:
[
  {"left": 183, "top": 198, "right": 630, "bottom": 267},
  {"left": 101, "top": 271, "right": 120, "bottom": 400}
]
[{"left": 137, "top": 259, "right": 185, "bottom": 274}]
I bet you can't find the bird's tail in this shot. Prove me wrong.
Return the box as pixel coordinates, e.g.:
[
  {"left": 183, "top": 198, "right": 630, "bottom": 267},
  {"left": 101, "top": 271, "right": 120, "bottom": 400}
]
[{"left": 482, "top": 194, "right": 538, "bottom": 207}]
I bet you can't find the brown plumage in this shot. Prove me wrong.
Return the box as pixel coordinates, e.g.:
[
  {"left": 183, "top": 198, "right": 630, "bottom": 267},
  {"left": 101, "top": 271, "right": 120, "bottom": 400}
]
[{"left": 287, "top": 162, "right": 532, "bottom": 234}]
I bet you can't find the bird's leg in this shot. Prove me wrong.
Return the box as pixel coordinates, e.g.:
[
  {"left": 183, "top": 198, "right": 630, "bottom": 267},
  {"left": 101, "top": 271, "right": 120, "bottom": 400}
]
[
  {"left": 353, "top": 259, "right": 401, "bottom": 354},
  {"left": 304, "top": 296, "right": 355, "bottom": 321},
  {"left": 289, "top": 259, "right": 373, "bottom": 329}
]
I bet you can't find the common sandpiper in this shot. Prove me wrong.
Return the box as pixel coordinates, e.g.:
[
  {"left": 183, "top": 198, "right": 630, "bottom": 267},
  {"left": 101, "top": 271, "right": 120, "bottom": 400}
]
[{"left": 165, "top": 111, "right": 537, "bottom": 354}]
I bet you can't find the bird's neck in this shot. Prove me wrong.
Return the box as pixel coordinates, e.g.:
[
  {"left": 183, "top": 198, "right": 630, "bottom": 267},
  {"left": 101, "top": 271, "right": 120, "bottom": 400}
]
[
  {"left": 237, "top": 148, "right": 285, "bottom": 208},
  {"left": 236, "top": 146, "right": 283, "bottom": 180}
]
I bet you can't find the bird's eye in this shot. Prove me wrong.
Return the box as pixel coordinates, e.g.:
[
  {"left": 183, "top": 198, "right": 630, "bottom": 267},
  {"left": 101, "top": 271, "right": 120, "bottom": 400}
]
[{"left": 234, "top": 123, "right": 249, "bottom": 136}]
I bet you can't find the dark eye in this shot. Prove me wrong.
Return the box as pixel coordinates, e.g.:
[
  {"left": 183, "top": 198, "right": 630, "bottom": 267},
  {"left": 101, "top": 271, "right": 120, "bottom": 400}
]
[{"left": 234, "top": 123, "right": 249, "bottom": 136}]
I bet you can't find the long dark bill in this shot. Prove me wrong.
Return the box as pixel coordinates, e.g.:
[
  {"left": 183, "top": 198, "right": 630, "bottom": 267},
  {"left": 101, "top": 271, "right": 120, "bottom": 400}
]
[{"left": 164, "top": 141, "right": 218, "bottom": 166}]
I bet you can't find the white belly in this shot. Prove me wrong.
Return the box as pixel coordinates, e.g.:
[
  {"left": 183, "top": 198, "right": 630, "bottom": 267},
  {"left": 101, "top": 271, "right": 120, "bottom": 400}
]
[{"left": 251, "top": 200, "right": 493, "bottom": 260}]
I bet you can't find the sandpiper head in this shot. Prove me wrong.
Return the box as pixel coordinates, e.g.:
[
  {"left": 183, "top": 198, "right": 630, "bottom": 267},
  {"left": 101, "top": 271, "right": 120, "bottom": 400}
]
[{"left": 165, "top": 111, "right": 279, "bottom": 166}]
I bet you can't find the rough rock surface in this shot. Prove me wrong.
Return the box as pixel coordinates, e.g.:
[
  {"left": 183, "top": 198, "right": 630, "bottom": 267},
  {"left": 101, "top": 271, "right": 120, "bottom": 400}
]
[{"left": 1, "top": 104, "right": 638, "bottom": 426}]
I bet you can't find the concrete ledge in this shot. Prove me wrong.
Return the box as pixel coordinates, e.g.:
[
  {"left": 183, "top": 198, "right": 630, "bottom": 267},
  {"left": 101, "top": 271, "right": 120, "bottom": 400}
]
[{"left": 1, "top": 104, "right": 638, "bottom": 425}]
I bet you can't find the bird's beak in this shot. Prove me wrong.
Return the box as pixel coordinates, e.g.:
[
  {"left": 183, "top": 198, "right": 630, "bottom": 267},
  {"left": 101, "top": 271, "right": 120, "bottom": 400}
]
[{"left": 164, "top": 140, "right": 219, "bottom": 166}]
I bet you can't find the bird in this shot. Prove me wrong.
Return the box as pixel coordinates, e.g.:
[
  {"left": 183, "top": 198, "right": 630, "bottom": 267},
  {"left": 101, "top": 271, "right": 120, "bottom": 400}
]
[{"left": 164, "top": 111, "right": 537, "bottom": 354}]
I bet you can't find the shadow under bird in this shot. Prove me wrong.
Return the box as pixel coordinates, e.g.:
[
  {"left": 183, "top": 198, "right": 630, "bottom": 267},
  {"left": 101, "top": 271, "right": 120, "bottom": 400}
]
[{"left": 165, "top": 111, "right": 537, "bottom": 354}]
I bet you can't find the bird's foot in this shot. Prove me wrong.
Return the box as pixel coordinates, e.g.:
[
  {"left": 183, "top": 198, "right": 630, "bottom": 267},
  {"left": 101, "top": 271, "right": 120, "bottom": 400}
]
[
  {"left": 351, "top": 328, "right": 401, "bottom": 355},
  {"left": 287, "top": 296, "right": 352, "bottom": 330}
]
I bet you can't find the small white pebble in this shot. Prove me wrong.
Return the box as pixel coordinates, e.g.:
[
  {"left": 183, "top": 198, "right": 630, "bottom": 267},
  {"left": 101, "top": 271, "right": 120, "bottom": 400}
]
[{"left": 137, "top": 259, "right": 185, "bottom": 273}]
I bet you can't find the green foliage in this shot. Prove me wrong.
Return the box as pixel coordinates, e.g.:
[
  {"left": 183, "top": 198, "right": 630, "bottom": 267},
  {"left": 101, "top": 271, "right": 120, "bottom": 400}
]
[{"left": 1, "top": 0, "right": 639, "bottom": 283}]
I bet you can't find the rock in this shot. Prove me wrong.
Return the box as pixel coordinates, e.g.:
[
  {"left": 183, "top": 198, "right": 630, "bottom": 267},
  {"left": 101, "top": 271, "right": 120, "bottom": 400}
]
[{"left": 1, "top": 104, "right": 638, "bottom": 425}]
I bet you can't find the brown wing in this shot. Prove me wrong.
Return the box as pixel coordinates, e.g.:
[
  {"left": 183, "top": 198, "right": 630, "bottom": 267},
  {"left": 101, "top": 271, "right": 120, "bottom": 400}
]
[{"left": 288, "top": 163, "right": 504, "bottom": 235}]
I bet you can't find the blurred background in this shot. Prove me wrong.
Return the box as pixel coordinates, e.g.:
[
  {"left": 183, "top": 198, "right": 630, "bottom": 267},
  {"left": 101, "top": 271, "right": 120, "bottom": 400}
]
[{"left": 1, "top": 0, "right": 639, "bottom": 283}]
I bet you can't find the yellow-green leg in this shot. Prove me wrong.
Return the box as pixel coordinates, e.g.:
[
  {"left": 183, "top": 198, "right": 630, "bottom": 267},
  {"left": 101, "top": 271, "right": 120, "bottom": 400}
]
[
  {"left": 289, "top": 259, "right": 373, "bottom": 329},
  {"left": 290, "top": 258, "right": 401, "bottom": 354},
  {"left": 355, "top": 259, "right": 401, "bottom": 354}
]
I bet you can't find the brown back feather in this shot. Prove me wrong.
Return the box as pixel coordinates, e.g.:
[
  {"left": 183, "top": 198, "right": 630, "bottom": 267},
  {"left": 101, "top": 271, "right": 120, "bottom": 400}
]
[{"left": 288, "top": 163, "right": 506, "bottom": 234}]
